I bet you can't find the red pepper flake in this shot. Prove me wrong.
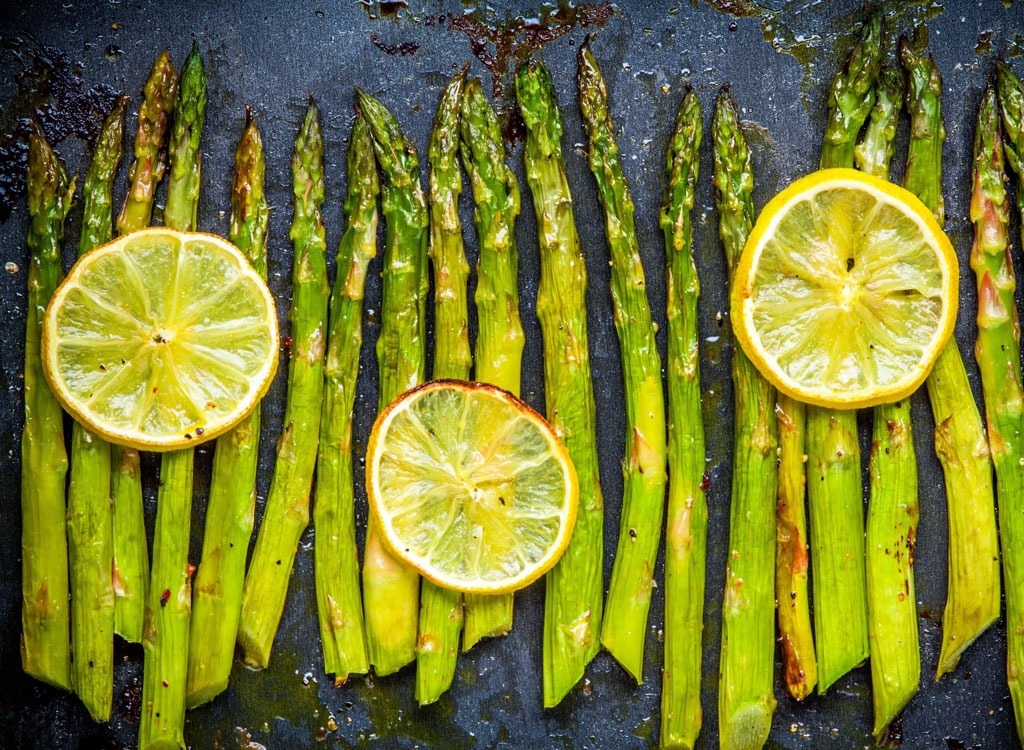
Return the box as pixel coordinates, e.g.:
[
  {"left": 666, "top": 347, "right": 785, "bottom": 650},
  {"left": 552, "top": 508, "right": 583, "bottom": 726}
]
[
  {"left": 699, "top": 472, "right": 711, "bottom": 492},
  {"left": 159, "top": 588, "right": 170, "bottom": 607},
  {"left": 152, "top": 386, "right": 159, "bottom": 394},
  {"left": 284, "top": 336, "right": 293, "bottom": 356},
  {"left": 187, "top": 563, "right": 196, "bottom": 577}
]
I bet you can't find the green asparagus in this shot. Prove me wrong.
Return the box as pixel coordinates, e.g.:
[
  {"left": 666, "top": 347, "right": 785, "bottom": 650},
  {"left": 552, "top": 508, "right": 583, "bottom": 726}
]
[
  {"left": 114, "top": 51, "right": 177, "bottom": 643},
  {"left": 312, "top": 113, "right": 376, "bottom": 687},
  {"left": 713, "top": 86, "right": 778, "bottom": 749},
  {"left": 118, "top": 50, "right": 177, "bottom": 233},
  {"left": 775, "top": 394, "right": 815, "bottom": 701},
  {"left": 138, "top": 42, "right": 205, "bottom": 750},
  {"left": 67, "top": 95, "right": 127, "bottom": 721},
  {"left": 857, "top": 63, "right": 921, "bottom": 740},
  {"left": 987, "top": 63, "right": 1024, "bottom": 739},
  {"left": 21, "top": 131, "right": 74, "bottom": 691},
  {"left": 417, "top": 69, "right": 469, "bottom": 706},
  {"left": 901, "top": 39, "right": 999, "bottom": 678},
  {"left": 238, "top": 100, "right": 329, "bottom": 669},
  {"left": 355, "top": 87, "right": 429, "bottom": 676},
  {"left": 578, "top": 41, "right": 667, "bottom": 684},
  {"left": 187, "top": 106, "right": 269, "bottom": 706},
  {"left": 659, "top": 84, "right": 706, "bottom": 750},
  {"left": 459, "top": 77, "right": 524, "bottom": 649},
  {"left": 517, "top": 59, "right": 604, "bottom": 708},
  {"left": 807, "top": 12, "right": 880, "bottom": 691}
]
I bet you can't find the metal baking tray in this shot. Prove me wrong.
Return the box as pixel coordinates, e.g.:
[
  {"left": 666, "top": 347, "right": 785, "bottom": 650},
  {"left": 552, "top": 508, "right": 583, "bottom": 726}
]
[{"left": 1, "top": 0, "right": 1023, "bottom": 747}]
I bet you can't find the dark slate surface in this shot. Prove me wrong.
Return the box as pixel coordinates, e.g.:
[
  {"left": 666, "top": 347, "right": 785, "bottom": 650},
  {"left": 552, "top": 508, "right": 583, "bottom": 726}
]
[{"left": 0, "top": 1, "right": 1023, "bottom": 747}]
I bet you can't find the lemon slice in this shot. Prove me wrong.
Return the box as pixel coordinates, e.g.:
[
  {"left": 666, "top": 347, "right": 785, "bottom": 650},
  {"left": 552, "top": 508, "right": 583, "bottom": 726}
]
[
  {"left": 366, "top": 380, "right": 578, "bottom": 594},
  {"left": 731, "top": 168, "right": 958, "bottom": 409},
  {"left": 42, "top": 227, "right": 279, "bottom": 450}
]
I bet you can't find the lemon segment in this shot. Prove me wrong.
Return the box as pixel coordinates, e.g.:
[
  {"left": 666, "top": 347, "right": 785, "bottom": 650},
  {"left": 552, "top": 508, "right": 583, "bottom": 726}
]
[
  {"left": 367, "top": 380, "right": 578, "bottom": 595},
  {"left": 42, "top": 227, "right": 279, "bottom": 450},
  {"left": 731, "top": 168, "right": 958, "bottom": 409}
]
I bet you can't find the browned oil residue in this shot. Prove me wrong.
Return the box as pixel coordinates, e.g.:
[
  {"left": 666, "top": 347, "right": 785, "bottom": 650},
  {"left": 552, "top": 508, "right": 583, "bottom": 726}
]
[
  {"left": 705, "top": 0, "right": 763, "bottom": 18},
  {"left": 0, "top": 36, "right": 119, "bottom": 223},
  {"left": 882, "top": 714, "right": 904, "bottom": 746},
  {"left": 976, "top": 29, "right": 994, "bottom": 55},
  {"left": 447, "top": 2, "right": 615, "bottom": 141},
  {"left": 117, "top": 675, "right": 143, "bottom": 723},
  {"left": 234, "top": 727, "right": 268, "bottom": 750},
  {"left": 370, "top": 33, "right": 420, "bottom": 56}
]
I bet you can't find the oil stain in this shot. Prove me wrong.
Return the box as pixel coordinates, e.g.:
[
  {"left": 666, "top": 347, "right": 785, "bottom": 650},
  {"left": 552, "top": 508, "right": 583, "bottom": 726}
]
[
  {"left": 705, "top": 0, "right": 946, "bottom": 101},
  {"left": 0, "top": 35, "right": 119, "bottom": 223},
  {"left": 446, "top": 2, "right": 615, "bottom": 141},
  {"left": 370, "top": 33, "right": 420, "bottom": 56},
  {"left": 360, "top": 1, "right": 614, "bottom": 142}
]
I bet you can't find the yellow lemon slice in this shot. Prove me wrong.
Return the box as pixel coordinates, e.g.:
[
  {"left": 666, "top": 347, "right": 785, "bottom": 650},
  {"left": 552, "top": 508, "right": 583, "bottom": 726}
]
[
  {"left": 366, "top": 380, "right": 579, "bottom": 595},
  {"left": 731, "top": 168, "right": 958, "bottom": 409},
  {"left": 42, "top": 227, "right": 278, "bottom": 450}
]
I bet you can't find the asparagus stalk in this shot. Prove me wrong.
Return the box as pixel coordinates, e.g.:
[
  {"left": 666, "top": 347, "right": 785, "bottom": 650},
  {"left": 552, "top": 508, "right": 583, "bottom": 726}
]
[
  {"left": 238, "top": 100, "right": 329, "bottom": 669},
  {"left": 355, "top": 87, "right": 429, "bottom": 676},
  {"left": 118, "top": 50, "right": 177, "bottom": 233},
  {"left": 516, "top": 59, "right": 604, "bottom": 707},
  {"left": 901, "top": 39, "right": 1000, "bottom": 678},
  {"left": 138, "top": 43, "right": 205, "bottom": 750},
  {"left": 806, "top": 12, "right": 880, "bottom": 691},
  {"left": 659, "top": 84, "right": 706, "bottom": 750},
  {"left": 67, "top": 95, "right": 127, "bottom": 721},
  {"left": 459, "top": 77, "right": 523, "bottom": 649},
  {"left": 854, "top": 66, "right": 904, "bottom": 178},
  {"left": 577, "top": 41, "right": 667, "bottom": 684},
  {"left": 113, "top": 50, "right": 177, "bottom": 643},
  {"left": 21, "top": 131, "right": 74, "bottom": 691},
  {"left": 312, "top": 113, "right": 376, "bottom": 687},
  {"left": 987, "top": 63, "right": 1024, "bottom": 738},
  {"left": 821, "top": 13, "right": 882, "bottom": 167},
  {"left": 775, "top": 394, "right": 815, "bottom": 701},
  {"left": 186, "top": 107, "right": 269, "bottom": 706},
  {"left": 417, "top": 69, "right": 469, "bottom": 706},
  {"left": 856, "top": 64, "right": 921, "bottom": 739},
  {"left": 713, "top": 86, "right": 778, "bottom": 750}
]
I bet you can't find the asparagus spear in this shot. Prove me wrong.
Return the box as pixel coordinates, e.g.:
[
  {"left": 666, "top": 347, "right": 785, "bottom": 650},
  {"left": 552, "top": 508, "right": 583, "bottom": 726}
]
[
  {"left": 806, "top": 12, "right": 880, "bottom": 691},
  {"left": 821, "top": 13, "right": 882, "bottom": 166},
  {"left": 21, "top": 131, "right": 74, "bottom": 691},
  {"left": 713, "top": 86, "right": 778, "bottom": 749},
  {"left": 856, "top": 64, "right": 921, "bottom": 739},
  {"left": 901, "top": 39, "right": 1000, "bottom": 678},
  {"left": 854, "top": 66, "right": 904, "bottom": 178},
  {"left": 516, "top": 59, "right": 604, "bottom": 707},
  {"left": 312, "top": 113, "right": 376, "bottom": 687},
  {"left": 775, "top": 394, "right": 815, "bottom": 701},
  {"left": 355, "top": 87, "right": 429, "bottom": 676},
  {"left": 186, "top": 107, "right": 269, "bottom": 706},
  {"left": 417, "top": 70, "right": 469, "bottom": 706},
  {"left": 987, "top": 63, "right": 1024, "bottom": 738},
  {"left": 118, "top": 50, "right": 177, "bottom": 233},
  {"left": 238, "top": 99, "right": 329, "bottom": 669},
  {"left": 577, "top": 41, "right": 667, "bottom": 684},
  {"left": 459, "top": 77, "right": 523, "bottom": 649},
  {"left": 67, "top": 95, "right": 127, "bottom": 721},
  {"left": 138, "top": 43, "right": 205, "bottom": 750},
  {"left": 659, "top": 84, "right": 706, "bottom": 750},
  {"left": 113, "top": 50, "right": 177, "bottom": 643}
]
